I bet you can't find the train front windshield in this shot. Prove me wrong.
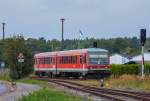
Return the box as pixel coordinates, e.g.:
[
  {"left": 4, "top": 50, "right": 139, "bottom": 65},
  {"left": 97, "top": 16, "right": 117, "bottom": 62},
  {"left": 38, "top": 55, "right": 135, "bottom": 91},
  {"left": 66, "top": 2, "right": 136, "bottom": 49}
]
[{"left": 88, "top": 52, "right": 109, "bottom": 65}]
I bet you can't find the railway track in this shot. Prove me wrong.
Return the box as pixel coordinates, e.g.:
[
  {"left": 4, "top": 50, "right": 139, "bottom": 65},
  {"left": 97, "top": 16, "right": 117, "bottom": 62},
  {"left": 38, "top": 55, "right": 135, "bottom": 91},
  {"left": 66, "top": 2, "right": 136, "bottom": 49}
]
[{"left": 46, "top": 79, "right": 150, "bottom": 101}]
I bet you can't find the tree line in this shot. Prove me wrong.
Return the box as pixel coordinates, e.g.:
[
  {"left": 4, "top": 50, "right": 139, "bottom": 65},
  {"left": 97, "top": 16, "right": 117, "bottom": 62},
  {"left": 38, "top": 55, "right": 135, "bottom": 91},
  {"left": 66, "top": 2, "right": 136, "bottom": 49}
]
[
  {"left": 1, "top": 36, "right": 150, "bottom": 59},
  {"left": 0, "top": 36, "right": 150, "bottom": 79},
  {"left": 19, "top": 37, "right": 150, "bottom": 55}
]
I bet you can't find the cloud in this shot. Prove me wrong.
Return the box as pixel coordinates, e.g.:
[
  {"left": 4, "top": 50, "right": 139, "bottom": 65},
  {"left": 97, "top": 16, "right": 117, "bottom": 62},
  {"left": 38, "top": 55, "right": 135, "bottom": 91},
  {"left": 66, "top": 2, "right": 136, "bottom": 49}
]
[{"left": 0, "top": 0, "right": 149, "bottom": 39}]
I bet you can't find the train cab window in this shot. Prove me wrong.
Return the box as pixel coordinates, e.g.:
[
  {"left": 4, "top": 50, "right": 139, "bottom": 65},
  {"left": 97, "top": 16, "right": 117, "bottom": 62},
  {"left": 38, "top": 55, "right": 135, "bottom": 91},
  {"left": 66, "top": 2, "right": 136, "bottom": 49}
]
[{"left": 80, "top": 55, "right": 82, "bottom": 64}]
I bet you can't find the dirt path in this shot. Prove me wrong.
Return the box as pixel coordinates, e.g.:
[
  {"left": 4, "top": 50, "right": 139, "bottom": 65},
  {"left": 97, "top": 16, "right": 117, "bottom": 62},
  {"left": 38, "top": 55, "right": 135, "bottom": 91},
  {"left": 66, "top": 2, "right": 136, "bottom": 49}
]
[{"left": 0, "top": 82, "right": 40, "bottom": 101}]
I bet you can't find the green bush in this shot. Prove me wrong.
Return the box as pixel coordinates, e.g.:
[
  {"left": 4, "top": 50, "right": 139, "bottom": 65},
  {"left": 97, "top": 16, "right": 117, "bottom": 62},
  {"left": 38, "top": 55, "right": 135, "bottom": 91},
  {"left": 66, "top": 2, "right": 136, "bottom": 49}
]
[
  {"left": 4, "top": 36, "right": 33, "bottom": 80},
  {"left": 145, "top": 64, "right": 150, "bottom": 75},
  {"left": 110, "top": 64, "right": 150, "bottom": 77},
  {"left": 110, "top": 64, "right": 139, "bottom": 77}
]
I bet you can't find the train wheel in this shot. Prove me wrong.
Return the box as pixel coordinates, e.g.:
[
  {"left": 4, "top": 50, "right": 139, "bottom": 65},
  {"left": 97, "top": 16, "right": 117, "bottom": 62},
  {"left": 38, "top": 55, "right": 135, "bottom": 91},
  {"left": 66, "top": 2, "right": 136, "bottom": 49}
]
[{"left": 48, "top": 72, "right": 53, "bottom": 78}]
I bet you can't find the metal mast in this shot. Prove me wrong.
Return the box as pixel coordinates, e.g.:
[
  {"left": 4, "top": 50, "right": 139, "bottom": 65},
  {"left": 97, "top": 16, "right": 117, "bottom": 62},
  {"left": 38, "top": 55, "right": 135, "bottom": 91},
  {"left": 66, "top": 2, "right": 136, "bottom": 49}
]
[
  {"left": 2, "top": 22, "right": 6, "bottom": 40},
  {"left": 60, "top": 18, "right": 65, "bottom": 51}
]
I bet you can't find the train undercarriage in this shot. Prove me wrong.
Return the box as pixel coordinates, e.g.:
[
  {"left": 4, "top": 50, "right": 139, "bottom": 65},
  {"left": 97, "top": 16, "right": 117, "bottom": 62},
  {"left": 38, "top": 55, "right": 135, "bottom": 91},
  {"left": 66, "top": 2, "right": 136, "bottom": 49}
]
[{"left": 35, "top": 69, "right": 110, "bottom": 79}]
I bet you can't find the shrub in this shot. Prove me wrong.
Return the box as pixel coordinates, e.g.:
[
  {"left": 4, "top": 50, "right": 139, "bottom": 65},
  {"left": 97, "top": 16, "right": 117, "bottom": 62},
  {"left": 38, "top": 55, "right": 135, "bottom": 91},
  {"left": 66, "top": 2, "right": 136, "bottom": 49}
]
[
  {"left": 4, "top": 36, "right": 33, "bottom": 80},
  {"left": 110, "top": 64, "right": 139, "bottom": 77},
  {"left": 110, "top": 64, "right": 150, "bottom": 77}
]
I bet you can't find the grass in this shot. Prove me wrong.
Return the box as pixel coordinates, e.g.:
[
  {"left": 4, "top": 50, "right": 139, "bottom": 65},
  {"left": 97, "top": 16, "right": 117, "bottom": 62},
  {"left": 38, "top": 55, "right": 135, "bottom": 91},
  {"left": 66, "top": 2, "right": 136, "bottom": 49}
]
[
  {"left": 0, "top": 69, "right": 11, "bottom": 81},
  {"left": 18, "top": 78, "right": 88, "bottom": 101},
  {"left": 17, "top": 78, "right": 45, "bottom": 84},
  {"left": 107, "top": 75, "right": 150, "bottom": 91},
  {"left": 19, "top": 86, "right": 85, "bottom": 101},
  {"left": 72, "top": 75, "right": 150, "bottom": 91}
]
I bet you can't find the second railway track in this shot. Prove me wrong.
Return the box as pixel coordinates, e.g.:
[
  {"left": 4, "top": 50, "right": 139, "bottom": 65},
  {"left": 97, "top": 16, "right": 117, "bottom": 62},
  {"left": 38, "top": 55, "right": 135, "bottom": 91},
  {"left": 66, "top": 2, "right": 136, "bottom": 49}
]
[{"left": 45, "top": 79, "right": 150, "bottom": 101}]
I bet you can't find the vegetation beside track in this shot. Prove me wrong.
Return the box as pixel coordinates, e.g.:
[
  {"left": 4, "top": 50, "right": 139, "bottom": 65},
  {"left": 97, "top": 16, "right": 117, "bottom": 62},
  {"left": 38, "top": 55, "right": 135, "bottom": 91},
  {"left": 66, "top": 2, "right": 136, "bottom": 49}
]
[
  {"left": 17, "top": 78, "right": 87, "bottom": 101},
  {"left": 0, "top": 69, "right": 11, "bottom": 81},
  {"left": 72, "top": 75, "right": 150, "bottom": 91},
  {"left": 107, "top": 75, "right": 150, "bottom": 91},
  {"left": 19, "top": 86, "right": 83, "bottom": 101},
  {"left": 110, "top": 64, "right": 150, "bottom": 77}
]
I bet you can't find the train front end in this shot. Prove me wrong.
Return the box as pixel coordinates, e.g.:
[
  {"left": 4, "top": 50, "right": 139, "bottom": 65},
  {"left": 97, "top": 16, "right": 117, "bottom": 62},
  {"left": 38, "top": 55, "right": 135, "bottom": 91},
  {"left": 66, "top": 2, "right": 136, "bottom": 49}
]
[{"left": 86, "top": 48, "right": 110, "bottom": 75}]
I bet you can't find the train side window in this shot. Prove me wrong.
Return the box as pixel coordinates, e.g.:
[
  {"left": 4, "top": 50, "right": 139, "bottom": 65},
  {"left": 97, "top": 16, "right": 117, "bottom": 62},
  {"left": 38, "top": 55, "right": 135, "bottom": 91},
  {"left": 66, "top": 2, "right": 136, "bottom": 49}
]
[
  {"left": 62, "top": 56, "right": 64, "bottom": 64},
  {"left": 43, "top": 58, "right": 45, "bottom": 64},
  {"left": 49, "top": 57, "right": 50, "bottom": 64},
  {"left": 50, "top": 57, "right": 52, "bottom": 64},
  {"left": 70, "top": 56, "right": 72, "bottom": 64},
  {"left": 44, "top": 58, "right": 46, "bottom": 64},
  {"left": 61, "top": 56, "right": 63, "bottom": 64},
  {"left": 60, "top": 57, "right": 61, "bottom": 64},
  {"left": 73, "top": 56, "right": 77, "bottom": 64},
  {"left": 53, "top": 57, "right": 54, "bottom": 64},
  {"left": 40, "top": 58, "right": 42, "bottom": 64},
  {"left": 52, "top": 57, "right": 53, "bottom": 64},
  {"left": 63, "top": 56, "right": 67, "bottom": 64},
  {"left": 80, "top": 55, "right": 82, "bottom": 64},
  {"left": 72, "top": 56, "right": 75, "bottom": 64},
  {"left": 75, "top": 56, "right": 77, "bottom": 64},
  {"left": 84, "top": 55, "right": 86, "bottom": 64},
  {"left": 41, "top": 58, "right": 43, "bottom": 64},
  {"left": 38, "top": 58, "right": 41, "bottom": 64},
  {"left": 69, "top": 56, "right": 71, "bottom": 64},
  {"left": 59, "top": 57, "right": 61, "bottom": 64}
]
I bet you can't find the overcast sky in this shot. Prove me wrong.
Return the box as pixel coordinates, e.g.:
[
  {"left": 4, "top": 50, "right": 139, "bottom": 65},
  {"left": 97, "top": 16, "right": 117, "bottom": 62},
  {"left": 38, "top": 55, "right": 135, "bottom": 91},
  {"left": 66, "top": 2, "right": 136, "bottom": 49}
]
[{"left": 0, "top": 0, "right": 149, "bottom": 40}]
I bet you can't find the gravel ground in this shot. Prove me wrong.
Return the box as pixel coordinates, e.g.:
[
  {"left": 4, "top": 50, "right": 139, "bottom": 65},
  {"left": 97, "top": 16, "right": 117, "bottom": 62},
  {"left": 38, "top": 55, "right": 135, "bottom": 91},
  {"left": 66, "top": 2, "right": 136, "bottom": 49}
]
[
  {"left": 0, "top": 82, "right": 40, "bottom": 101},
  {"left": 0, "top": 84, "right": 9, "bottom": 96}
]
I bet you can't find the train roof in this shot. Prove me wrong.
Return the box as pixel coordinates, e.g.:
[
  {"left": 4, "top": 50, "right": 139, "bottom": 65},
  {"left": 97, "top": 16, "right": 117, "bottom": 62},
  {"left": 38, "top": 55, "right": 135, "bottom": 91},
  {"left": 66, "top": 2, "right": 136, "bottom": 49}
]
[
  {"left": 59, "top": 48, "right": 107, "bottom": 53},
  {"left": 35, "top": 52, "right": 57, "bottom": 58},
  {"left": 35, "top": 48, "right": 108, "bottom": 57}
]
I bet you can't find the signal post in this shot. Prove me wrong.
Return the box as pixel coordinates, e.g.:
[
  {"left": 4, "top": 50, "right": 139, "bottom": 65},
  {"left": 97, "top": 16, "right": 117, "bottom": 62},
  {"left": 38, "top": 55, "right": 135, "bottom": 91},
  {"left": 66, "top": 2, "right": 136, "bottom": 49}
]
[{"left": 140, "top": 29, "right": 146, "bottom": 78}]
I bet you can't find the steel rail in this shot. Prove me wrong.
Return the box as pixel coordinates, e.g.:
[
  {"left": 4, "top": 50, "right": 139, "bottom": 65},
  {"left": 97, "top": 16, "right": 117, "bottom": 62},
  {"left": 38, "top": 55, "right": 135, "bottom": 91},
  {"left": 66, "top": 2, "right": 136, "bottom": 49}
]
[
  {"left": 51, "top": 80, "right": 125, "bottom": 101},
  {"left": 49, "top": 79, "right": 150, "bottom": 101}
]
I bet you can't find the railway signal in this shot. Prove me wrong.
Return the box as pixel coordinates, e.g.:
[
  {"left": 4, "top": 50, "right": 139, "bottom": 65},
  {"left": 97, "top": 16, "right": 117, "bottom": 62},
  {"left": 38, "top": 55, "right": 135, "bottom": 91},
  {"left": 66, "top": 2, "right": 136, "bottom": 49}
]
[
  {"left": 17, "top": 53, "right": 24, "bottom": 63},
  {"left": 140, "top": 29, "right": 146, "bottom": 78},
  {"left": 93, "top": 42, "right": 97, "bottom": 48}
]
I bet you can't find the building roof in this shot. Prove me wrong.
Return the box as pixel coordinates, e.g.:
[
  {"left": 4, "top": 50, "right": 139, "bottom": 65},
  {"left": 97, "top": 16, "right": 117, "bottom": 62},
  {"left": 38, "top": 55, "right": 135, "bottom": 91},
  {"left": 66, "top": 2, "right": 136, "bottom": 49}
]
[{"left": 131, "top": 53, "right": 150, "bottom": 61}]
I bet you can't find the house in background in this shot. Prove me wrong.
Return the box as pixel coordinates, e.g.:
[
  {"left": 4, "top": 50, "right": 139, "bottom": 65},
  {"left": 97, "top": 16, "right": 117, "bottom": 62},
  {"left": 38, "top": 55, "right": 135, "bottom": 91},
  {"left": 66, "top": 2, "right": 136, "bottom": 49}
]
[
  {"left": 110, "top": 54, "right": 130, "bottom": 64},
  {"left": 130, "top": 53, "right": 150, "bottom": 64}
]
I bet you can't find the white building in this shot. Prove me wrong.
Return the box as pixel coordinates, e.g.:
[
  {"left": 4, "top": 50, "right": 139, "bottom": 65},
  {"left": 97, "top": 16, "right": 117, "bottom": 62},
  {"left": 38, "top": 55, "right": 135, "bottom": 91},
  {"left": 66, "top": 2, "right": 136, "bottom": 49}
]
[
  {"left": 130, "top": 53, "right": 150, "bottom": 63},
  {"left": 110, "top": 54, "right": 130, "bottom": 64}
]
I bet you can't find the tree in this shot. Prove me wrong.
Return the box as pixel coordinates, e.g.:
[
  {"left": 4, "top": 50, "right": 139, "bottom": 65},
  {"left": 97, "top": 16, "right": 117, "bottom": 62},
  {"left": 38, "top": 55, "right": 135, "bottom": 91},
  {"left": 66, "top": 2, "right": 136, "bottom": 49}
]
[{"left": 4, "top": 36, "right": 33, "bottom": 80}]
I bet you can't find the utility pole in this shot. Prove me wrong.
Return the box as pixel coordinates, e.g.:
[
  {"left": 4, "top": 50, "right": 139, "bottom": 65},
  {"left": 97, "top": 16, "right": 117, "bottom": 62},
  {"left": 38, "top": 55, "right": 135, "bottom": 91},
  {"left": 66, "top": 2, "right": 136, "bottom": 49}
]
[
  {"left": 60, "top": 18, "right": 65, "bottom": 51},
  {"left": 2, "top": 22, "right": 6, "bottom": 40}
]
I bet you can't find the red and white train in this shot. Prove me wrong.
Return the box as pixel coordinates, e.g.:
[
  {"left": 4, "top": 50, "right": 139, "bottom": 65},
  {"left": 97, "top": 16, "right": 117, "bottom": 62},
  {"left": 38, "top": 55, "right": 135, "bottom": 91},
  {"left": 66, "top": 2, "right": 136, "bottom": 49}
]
[{"left": 34, "top": 48, "right": 110, "bottom": 77}]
